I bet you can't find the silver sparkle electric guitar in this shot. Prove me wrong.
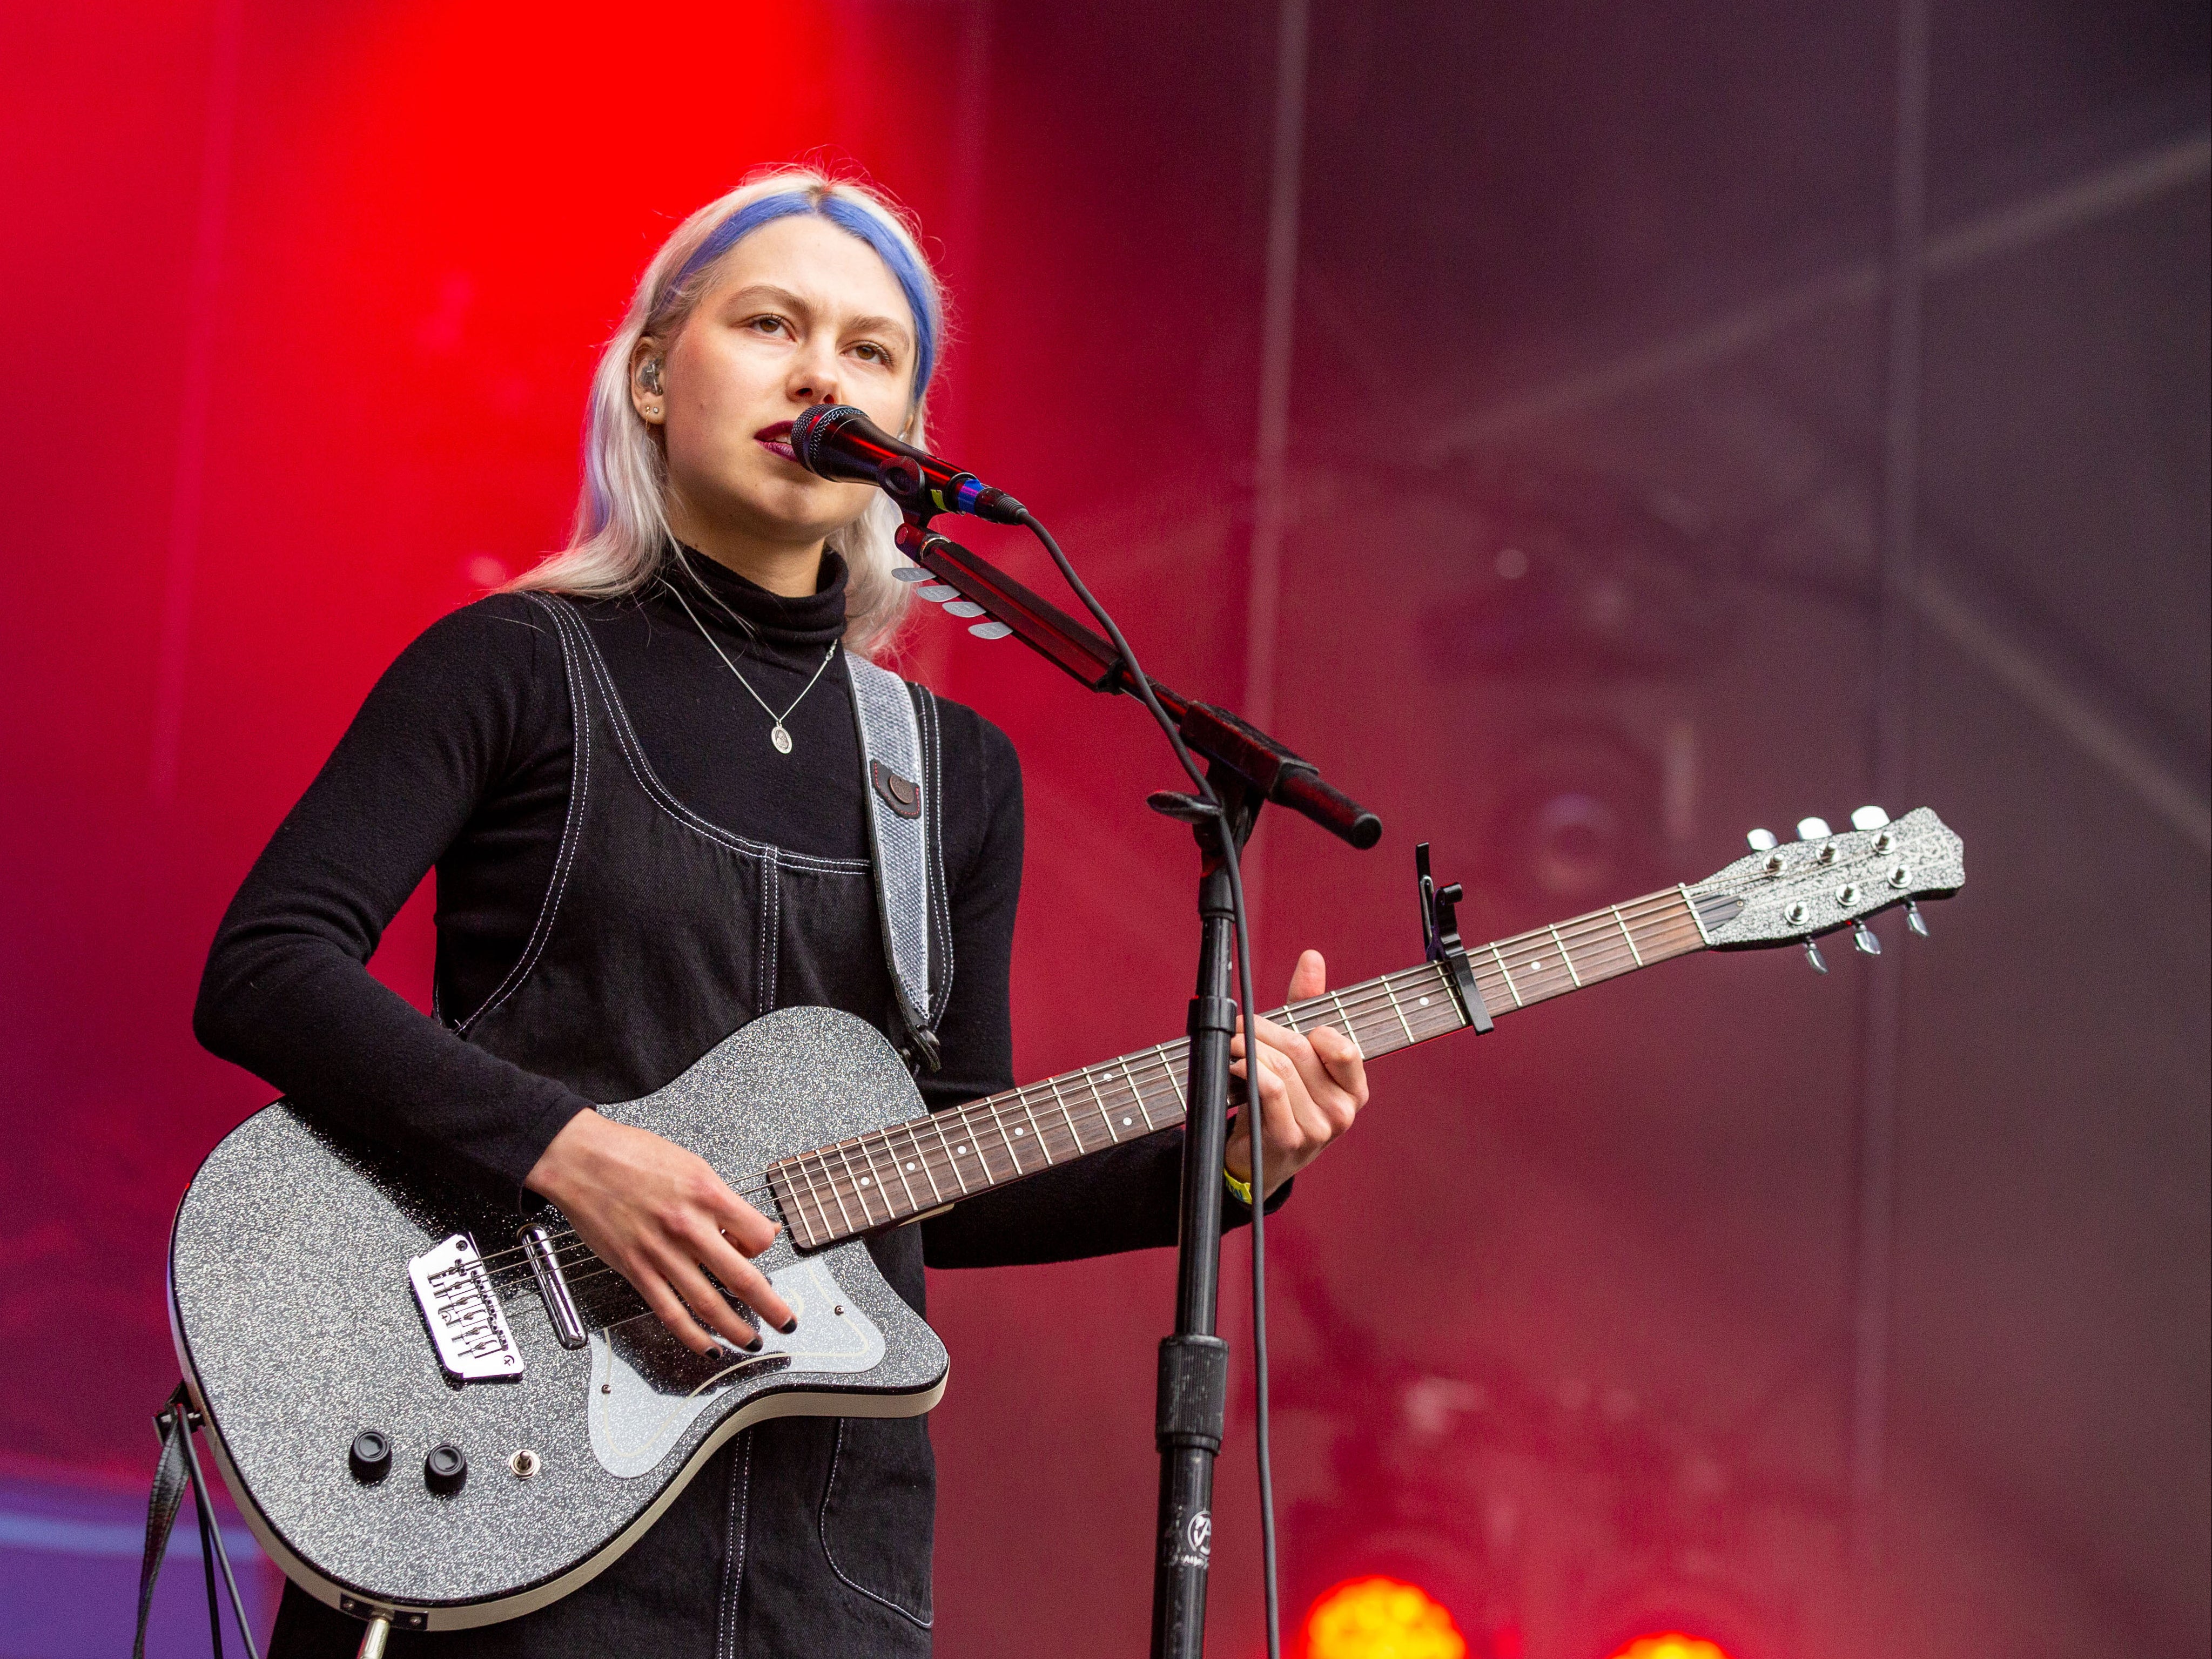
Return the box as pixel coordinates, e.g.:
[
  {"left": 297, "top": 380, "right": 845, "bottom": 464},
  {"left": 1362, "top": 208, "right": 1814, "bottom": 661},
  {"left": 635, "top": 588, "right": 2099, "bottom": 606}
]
[{"left": 166, "top": 807, "right": 1961, "bottom": 1635}]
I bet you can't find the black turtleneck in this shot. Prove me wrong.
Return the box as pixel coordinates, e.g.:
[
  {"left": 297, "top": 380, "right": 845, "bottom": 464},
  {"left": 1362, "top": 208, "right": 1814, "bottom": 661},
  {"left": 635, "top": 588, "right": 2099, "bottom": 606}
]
[{"left": 195, "top": 549, "right": 1274, "bottom": 1266}]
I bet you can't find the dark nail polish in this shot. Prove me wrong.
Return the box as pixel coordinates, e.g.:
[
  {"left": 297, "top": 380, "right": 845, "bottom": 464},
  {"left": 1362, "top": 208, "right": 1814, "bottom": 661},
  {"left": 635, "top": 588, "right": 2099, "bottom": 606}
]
[
  {"left": 779, "top": 1317, "right": 799, "bottom": 1334},
  {"left": 742, "top": 1335, "right": 764, "bottom": 1353}
]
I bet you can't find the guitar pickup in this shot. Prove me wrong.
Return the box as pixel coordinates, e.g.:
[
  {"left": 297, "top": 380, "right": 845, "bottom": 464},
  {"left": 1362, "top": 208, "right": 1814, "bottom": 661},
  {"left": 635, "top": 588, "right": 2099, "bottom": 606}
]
[
  {"left": 408, "top": 1233, "right": 524, "bottom": 1381},
  {"left": 518, "top": 1222, "right": 589, "bottom": 1350}
]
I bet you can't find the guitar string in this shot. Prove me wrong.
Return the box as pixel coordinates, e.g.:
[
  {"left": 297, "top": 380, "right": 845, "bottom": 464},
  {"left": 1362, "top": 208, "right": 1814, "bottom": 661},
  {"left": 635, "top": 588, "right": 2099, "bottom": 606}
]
[
  {"left": 467, "top": 892, "right": 1706, "bottom": 1278},
  {"left": 470, "top": 894, "right": 1712, "bottom": 1296},
  {"left": 488, "top": 895, "right": 1707, "bottom": 1289},
  {"left": 467, "top": 884, "right": 1703, "bottom": 1273},
  {"left": 461, "top": 953, "right": 1497, "bottom": 1277},
  {"left": 478, "top": 915, "right": 1723, "bottom": 1311},
  {"left": 494, "top": 911, "right": 1715, "bottom": 1310},
  {"left": 472, "top": 967, "right": 1467, "bottom": 1292}
]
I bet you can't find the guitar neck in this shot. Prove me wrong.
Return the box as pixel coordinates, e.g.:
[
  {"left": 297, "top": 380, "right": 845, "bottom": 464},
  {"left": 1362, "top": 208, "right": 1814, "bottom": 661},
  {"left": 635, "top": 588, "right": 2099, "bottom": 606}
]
[{"left": 768, "top": 884, "right": 1727, "bottom": 1250}]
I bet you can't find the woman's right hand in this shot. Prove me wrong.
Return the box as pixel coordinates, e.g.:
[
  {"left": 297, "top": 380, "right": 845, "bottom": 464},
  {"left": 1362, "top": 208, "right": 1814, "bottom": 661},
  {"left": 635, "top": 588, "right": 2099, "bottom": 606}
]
[{"left": 525, "top": 1109, "right": 795, "bottom": 1355}]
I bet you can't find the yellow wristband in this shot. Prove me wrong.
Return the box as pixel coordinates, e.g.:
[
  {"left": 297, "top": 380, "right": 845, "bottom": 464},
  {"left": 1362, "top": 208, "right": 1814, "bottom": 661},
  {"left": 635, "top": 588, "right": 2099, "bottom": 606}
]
[{"left": 1223, "top": 1168, "right": 1255, "bottom": 1206}]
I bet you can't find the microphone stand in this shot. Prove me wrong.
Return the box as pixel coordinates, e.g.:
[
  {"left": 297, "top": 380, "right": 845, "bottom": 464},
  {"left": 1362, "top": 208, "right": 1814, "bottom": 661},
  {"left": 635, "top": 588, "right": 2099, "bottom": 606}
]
[{"left": 892, "top": 518, "right": 1379, "bottom": 1659}]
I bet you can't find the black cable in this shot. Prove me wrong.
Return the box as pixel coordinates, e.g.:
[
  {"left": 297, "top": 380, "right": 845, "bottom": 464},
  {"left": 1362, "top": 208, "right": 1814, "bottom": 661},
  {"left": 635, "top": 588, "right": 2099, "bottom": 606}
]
[{"left": 1014, "top": 508, "right": 1283, "bottom": 1659}]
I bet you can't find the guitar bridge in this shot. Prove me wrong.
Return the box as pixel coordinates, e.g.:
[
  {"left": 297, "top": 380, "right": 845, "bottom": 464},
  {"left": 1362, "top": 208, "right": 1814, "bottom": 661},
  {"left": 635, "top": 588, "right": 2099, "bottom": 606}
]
[{"left": 408, "top": 1233, "right": 524, "bottom": 1381}]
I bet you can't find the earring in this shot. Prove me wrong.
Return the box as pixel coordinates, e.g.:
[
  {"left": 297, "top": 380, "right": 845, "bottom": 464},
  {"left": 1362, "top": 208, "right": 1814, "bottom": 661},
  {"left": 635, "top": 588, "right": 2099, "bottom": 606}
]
[
  {"left": 640, "top": 359, "right": 664, "bottom": 394},
  {"left": 645, "top": 406, "right": 663, "bottom": 419}
]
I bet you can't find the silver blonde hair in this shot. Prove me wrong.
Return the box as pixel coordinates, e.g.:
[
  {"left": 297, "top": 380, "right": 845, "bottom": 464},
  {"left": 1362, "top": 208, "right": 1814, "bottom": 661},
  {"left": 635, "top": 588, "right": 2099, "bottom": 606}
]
[{"left": 509, "top": 168, "right": 939, "bottom": 658}]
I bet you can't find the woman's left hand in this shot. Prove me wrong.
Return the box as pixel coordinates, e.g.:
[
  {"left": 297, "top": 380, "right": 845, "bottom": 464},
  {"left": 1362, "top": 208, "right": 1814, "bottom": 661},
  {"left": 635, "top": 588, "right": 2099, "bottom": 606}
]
[{"left": 1225, "top": 948, "right": 1370, "bottom": 1200}]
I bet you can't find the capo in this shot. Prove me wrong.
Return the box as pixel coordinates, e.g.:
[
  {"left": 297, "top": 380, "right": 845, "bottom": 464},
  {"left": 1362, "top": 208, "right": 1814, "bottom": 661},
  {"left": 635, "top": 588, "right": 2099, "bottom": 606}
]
[{"left": 1416, "top": 842, "right": 1492, "bottom": 1034}]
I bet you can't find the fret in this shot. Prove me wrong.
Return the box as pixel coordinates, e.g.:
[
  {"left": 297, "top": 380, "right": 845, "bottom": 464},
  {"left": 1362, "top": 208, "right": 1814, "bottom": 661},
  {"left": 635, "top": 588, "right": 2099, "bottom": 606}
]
[
  {"left": 815, "top": 1151, "right": 859, "bottom": 1236},
  {"left": 1489, "top": 943, "right": 1524, "bottom": 1007},
  {"left": 774, "top": 1159, "right": 818, "bottom": 1256},
  {"left": 1376, "top": 977, "right": 1417, "bottom": 1048},
  {"left": 903, "top": 1121, "right": 945, "bottom": 1205},
  {"left": 1006, "top": 1094, "right": 1050, "bottom": 1166},
  {"left": 778, "top": 1159, "right": 821, "bottom": 1249},
  {"left": 863, "top": 1138, "right": 903, "bottom": 1219},
  {"left": 1081, "top": 1067, "right": 1121, "bottom": 1143},
  {"left": 769, "top": 1163, "right": 809, "bottom": 1249},
  {"left": 1152, "top": 1046, "right": 1186, "bottom": 1117},
  {"left": 833, "top": 1142, "right": 883, "bottom": 1228},
  {"left": 991, "top": 1101, "right": 1030, "bottom": 1177},
  {"left": 982, "top": 1104, "right": 1017, "bottom": 1182},
  {"left": 926, "top": 1111, "right": 971, "bottom": 1197},
  {"left": 882, "top": 1129, "right": 922, "bottom": 1214},
  {"left": 954, "top": 1105, "right": 996, "bottom": 1183},
  {"left": 1124, "top": 1066, "right": 1159, "bottom": 1141},
  {"left": 1547, "top": 925, "right": 1584, "bottom": 987},
  {"left": 1043, "top": 1076, "right": 1086, "bottom": 1157},
  {"left": 1324, "top": 989, "right": 1369, "bottom": 1057},
  {"left": 943, "top": 1116, "right": 984, "bottom": 1188},
  {"left": 1610, "top": 904, "right": 1644, "bottom": 967}
]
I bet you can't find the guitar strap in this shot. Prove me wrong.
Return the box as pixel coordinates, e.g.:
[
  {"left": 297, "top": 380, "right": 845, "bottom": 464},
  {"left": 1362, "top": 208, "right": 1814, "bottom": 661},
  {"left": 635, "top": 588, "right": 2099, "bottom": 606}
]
[
  {"left": 133, "top": 1382, "right": 260, "bottom": 1659},
  {"left": 844, "top": 650, "right": 951, "bottom": 1073}
]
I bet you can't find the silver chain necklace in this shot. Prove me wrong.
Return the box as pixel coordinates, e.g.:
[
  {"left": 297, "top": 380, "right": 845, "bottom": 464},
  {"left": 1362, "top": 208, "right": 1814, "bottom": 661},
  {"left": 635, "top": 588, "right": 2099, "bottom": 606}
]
[{"left": 667, "top": 579, "right": 837, "bottom": 756}]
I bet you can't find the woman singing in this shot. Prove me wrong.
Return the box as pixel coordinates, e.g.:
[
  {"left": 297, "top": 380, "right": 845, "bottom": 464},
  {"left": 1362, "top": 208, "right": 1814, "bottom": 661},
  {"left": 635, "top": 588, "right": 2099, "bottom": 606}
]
[{"left": 195, "top": 167, "right": 1370, "bottom": 1656}]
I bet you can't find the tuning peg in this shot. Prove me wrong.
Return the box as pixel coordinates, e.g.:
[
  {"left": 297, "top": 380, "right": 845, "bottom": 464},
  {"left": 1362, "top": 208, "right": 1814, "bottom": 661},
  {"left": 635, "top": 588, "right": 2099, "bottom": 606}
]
[
  {"left": 1746, "top": 828, "right": 1778, "bottom": 852},
  {"left": 1796, "top": 816, "right": 1832, "bottom": 840},
  {"left": 1853, "top": 920, "right": 1881, "bottom": 955},
  {"left": 892, "top": 565, "right": 934, "bottom": 583},
  {"left": 1905, "top": 899, "right": 1928, "bottom": 937},
  {"left": 968, "top": 621, "right": 1013, "bottom": 640},
  {"left": 1803, "top": 937, "right": 1829, "bottom": 973},
  {"left": 918, "top": 584, "right": 960, "bottom": 602},
  {"left": 1851, "top": 805, "right": 1891, "bottom": 831}
]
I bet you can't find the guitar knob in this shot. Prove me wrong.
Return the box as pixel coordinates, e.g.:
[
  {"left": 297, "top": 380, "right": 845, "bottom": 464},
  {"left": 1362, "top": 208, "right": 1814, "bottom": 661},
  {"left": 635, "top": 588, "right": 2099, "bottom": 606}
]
[
  {"left": 348, "top": 1430, "right": 391, "bottom": 1484},
  {"left": 1850, "top": 805, "right": 1891, "bottom": 830},
  {"left": 1796, "top": 816, "right": 1832, "bottom": 840},
  {"left": 425, "top": 1443, "right": 468, "bottom": 1496},
  {"left": 1745, "top": 828, "right": 1778, "bottom": 852}
]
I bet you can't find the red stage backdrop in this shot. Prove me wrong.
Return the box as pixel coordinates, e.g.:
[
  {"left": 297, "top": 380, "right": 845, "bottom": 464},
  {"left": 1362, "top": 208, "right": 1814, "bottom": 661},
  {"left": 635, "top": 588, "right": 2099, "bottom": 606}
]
[{"left": 3, "top": 3, "right": 2206, "bottom": 1657}]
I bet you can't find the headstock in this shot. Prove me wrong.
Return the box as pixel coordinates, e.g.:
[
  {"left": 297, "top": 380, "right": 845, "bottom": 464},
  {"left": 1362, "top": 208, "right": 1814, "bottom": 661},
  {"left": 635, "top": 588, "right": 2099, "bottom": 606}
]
[{"left": 1687, "top": 806, "right": 1962, "bottom": 968}]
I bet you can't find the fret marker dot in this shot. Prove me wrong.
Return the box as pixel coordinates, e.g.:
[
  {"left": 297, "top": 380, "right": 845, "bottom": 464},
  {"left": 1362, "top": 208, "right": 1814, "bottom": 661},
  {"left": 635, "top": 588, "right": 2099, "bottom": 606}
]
[
  {"left": 1532, "top": 959, "right": 1546, "bottom": 971},
  {"left": 859, "top": 1177, "right": 871, "bottom": 1187},
  {"left": 1013, "top": 1127, "right": 1025, "bottom": 1137},
  {"left": 1122, "top": 1117, "right": 1132, "bottom": 1127},
  {"left": 1418, "top": 996, "right": 1430, "bottom": 1007},
  {"left": 906, "top": 1162, "right": 916, "bottom": 1171},
  {"left": 957, "top": 1145, "right": 968, "bottom": 1155}
]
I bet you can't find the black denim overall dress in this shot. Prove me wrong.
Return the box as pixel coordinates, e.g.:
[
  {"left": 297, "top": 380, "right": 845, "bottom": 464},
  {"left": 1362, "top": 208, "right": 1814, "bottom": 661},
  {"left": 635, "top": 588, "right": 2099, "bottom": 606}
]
[{"left": 277, "top": 593, "right": 950, "bottom": 1657}]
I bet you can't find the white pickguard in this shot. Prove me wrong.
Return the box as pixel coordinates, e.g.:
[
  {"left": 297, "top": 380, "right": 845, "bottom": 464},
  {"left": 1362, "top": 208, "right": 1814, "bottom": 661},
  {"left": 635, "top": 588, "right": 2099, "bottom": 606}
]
[{"left": 586, "top": 1257, "right": 886, "bottom": 1479}]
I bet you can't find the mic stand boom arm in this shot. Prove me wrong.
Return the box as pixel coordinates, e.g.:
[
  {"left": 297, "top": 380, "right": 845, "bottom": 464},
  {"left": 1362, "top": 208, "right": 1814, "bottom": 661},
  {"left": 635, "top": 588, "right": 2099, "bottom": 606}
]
[
  {"left": 895, "top": 522, "right": 1381, "bottom": 851},
  {"left": 895, "top": 518, "right": 1380, "bottom": 1659}
]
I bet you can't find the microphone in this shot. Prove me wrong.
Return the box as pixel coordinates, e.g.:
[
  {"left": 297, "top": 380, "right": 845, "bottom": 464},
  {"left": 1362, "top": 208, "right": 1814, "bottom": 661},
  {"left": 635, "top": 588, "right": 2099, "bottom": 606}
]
[{"left": 789, "top": 404, "right": 1027, "bottom": 525}]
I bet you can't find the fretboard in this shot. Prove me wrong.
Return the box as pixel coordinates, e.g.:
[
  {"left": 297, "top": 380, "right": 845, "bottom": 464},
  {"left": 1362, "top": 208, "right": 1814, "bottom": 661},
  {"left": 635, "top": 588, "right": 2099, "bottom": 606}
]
[{"left": 768, "top": 884, "right": 1721, "bottom": 1250}]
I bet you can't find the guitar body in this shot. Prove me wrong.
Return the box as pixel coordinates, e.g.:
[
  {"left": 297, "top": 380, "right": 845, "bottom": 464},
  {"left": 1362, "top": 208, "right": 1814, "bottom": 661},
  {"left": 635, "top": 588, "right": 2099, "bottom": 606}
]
[{"left": 168, "top": 1005, "right": 949, "bottom": 1630}]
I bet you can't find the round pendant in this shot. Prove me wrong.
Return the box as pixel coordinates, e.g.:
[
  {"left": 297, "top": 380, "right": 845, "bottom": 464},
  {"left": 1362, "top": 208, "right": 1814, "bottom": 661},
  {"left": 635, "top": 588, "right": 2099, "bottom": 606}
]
[{"left": 770, "top": 724, "right": 794, "bottom": 755}]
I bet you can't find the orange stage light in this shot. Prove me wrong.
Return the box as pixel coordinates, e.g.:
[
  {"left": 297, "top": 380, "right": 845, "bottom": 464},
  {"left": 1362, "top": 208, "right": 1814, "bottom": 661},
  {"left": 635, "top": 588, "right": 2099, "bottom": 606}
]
[
  {"left": 1301, "top": 1575, "right": 1469, "bottom": 1659},
  {"left": 1606, "top": 1636, "right": 1733, "bottom": 1659}
]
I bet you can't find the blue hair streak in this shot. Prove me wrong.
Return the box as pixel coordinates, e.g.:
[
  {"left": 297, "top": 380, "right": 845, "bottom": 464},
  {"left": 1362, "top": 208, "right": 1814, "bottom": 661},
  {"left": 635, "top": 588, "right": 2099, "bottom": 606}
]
[{"left": 665, "top": 188, "right": 940, "bottom": 396}]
